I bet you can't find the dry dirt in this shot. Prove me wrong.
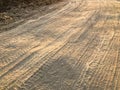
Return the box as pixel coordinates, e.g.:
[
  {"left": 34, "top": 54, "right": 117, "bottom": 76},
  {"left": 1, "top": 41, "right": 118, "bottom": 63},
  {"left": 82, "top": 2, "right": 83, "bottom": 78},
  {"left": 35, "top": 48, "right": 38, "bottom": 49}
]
[
  {"left": 0, "top": 0, "right": 64, "bottom": 32},
  {"left": 0, "top": 0, "right": 120, "bottom": 90}
]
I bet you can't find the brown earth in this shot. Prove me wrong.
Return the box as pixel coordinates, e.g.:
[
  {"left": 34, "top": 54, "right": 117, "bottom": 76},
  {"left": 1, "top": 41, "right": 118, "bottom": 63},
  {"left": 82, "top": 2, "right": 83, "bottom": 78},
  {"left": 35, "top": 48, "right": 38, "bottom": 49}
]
[
  {"left": 0, "top": 0, "right": 120, "bottom": 90},
  {"left": 0, "top": 0, "right": 62, "bottom": 11},
  {"left": 0, "top": 0, "right": 63, "bottom": 32}
]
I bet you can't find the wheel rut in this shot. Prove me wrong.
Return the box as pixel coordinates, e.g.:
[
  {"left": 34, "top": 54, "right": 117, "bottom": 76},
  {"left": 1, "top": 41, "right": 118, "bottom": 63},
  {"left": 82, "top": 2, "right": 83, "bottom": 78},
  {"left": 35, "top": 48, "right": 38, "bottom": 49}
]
[{"left": 0, "top": 0, "right": 120, "bottom": 90}]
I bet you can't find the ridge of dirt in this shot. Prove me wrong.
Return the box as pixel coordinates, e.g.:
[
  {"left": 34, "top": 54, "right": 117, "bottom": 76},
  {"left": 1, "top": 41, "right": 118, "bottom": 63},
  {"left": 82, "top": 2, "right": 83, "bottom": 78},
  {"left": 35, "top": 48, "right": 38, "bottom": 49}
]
[{"left": 0, "top": 0, "right": 64, "bottom": 33}]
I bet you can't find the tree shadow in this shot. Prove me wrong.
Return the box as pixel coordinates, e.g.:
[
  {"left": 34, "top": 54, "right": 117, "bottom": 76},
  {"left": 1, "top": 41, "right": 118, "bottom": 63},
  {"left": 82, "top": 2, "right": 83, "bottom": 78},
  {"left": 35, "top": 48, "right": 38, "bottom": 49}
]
[{"left": 18, "top": 57, "right": 78, "bottom": 90}]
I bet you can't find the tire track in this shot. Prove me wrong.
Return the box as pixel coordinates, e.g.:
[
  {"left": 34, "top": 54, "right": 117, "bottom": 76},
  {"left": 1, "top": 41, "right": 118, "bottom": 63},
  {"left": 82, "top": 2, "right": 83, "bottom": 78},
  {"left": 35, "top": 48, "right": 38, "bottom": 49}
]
[
  {"left": 0, "top": 0, "right": 120, "bottom": 90},
  {"left": 0, "top": 8, "right": 98, "bottom": 89}
]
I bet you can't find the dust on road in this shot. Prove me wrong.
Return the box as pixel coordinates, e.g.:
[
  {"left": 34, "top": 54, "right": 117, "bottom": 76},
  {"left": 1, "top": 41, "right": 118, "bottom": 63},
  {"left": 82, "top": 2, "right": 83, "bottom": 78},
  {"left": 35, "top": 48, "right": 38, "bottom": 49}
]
[{"left": 0, "top": 0, "right": 120, "bottom": 90}]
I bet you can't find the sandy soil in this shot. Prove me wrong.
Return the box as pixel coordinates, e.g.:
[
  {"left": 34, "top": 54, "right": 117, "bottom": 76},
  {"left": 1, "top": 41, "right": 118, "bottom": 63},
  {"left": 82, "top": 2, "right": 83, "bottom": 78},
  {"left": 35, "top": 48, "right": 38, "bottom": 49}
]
[{"left": 0, "top": 0, "right": 120, "bottom": 90}]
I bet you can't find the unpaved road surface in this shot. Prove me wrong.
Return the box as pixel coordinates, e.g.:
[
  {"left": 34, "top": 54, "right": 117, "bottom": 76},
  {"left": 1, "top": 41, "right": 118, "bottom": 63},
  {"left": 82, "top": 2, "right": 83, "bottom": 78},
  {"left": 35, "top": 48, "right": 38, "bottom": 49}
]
[{"left": 0, "top": 0, "right": 120, "bottom": 90}]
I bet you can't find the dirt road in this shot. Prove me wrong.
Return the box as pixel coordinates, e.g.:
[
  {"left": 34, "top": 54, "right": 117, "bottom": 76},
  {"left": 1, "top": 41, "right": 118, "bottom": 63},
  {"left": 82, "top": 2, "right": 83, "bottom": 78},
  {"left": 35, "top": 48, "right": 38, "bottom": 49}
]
[{"left": 0, "top": 0, "right": 120, "bottom": 90}]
